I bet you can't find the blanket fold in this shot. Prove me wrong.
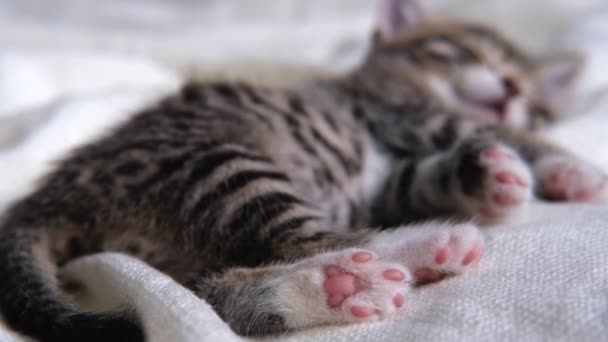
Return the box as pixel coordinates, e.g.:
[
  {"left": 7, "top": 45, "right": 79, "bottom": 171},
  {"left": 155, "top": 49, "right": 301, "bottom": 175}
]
[{"left": 2, "top": 1, "right": 608, "bottom": 341}]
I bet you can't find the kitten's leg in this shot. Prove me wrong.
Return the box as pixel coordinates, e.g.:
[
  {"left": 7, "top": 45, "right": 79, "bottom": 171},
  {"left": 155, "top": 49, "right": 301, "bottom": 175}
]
[
  {"left": 376, "top": 136, "right": 533, "bottom": 224},
  {"left": 494, "top": 127, "right": 608, "bottom": 203},
  {"left": 196, "top": 248, "right": 410, "bottom": 336},
  {"left": 197, "top": 221, "right": 485, "bottom": 336}
]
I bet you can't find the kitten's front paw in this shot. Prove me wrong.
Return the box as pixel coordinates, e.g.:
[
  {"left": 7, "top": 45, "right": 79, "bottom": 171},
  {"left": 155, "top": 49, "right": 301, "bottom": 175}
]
[
  {"left": 536, "top": 155, "right": 608, "bottom": 203},
  {"left": 374, "top": 223, "right": 484, "bottom": 284},
  {"left": 277, "top": 249, "right": 410, "bottom": 329},
  {"left": 459, "top": 144, "right": 533, "bottom": 223}
]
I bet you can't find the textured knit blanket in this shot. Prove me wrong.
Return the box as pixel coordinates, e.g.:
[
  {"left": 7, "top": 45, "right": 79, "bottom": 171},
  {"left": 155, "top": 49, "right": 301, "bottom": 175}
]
[{"left": 1, "top": 1, "right": 608, "bottom": 341}]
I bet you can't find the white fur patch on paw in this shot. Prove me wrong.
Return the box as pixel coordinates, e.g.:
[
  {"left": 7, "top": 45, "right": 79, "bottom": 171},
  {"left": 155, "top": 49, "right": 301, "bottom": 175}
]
[
  {"left": 469, "top": 144, "right": 533, "bottom": 224},
  {"left": 535, "top": 155, "right": 608, "bottom": 203},
  {"left": 368, "top": 222, "right": 484, "bottom": 284},
  {"left": 275, "top": 248, "right": 410, "bottom": 329}
]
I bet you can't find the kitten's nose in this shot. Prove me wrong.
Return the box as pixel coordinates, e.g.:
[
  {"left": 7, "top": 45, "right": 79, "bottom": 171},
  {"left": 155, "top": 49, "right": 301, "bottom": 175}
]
[{"left": 459, "top": 67, "right": 506, "bottom": 103}]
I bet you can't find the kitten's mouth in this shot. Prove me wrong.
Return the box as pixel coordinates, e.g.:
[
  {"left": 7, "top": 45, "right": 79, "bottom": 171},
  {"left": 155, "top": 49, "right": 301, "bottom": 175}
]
[
  {"left": 454, "top": 90, "right": 511, "bottom": 123},
  {"left": 473, "top": 99, "right": 509, "bottom": 121},
  {"left": 457, "top": 96, "right": 510, "bottom": 123}
]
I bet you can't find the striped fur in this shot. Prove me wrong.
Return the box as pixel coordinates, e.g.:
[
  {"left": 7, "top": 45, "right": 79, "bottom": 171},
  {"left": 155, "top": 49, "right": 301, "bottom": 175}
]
[{"left": 0, "top": 1, "right": 601, "bottom": 340}]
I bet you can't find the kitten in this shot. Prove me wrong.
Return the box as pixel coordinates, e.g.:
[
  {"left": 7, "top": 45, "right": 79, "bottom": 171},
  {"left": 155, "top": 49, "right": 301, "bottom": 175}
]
[{"left": 0, "top": 0, "right": 604, "bottom": 341}]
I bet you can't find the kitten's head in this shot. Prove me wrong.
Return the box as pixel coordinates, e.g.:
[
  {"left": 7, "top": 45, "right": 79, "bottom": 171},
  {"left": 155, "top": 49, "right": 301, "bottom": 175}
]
[{"left": 361, "top": 0, "right": 583, "bottom": 129}]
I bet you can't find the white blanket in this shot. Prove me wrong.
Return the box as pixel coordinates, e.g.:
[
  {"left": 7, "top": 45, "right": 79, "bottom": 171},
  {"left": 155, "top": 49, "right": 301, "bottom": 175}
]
[
  {"left": 1, "top": 1, "right": 608, "bottom": 341},
  {"left": 4, "top": 203, "right": 608, "bottom": 342}
]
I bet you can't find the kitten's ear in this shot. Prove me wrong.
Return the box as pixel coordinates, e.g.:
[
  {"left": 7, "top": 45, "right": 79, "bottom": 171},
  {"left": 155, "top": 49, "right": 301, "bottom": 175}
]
[
  {"left": 375, "top": 0, "right": 425, "bottom": 42},
  {"left": 537, "top": 53, "right": 584, "bottom": 105}
]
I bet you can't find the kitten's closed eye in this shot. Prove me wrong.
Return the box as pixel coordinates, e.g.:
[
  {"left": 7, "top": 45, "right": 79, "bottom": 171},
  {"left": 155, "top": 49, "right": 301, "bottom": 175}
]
[
  {"left": 423, "top": 38, "right": 478, "bottom": 65},
  {"left": 425, "top": 39, "right": 457, "bottom": 59}
]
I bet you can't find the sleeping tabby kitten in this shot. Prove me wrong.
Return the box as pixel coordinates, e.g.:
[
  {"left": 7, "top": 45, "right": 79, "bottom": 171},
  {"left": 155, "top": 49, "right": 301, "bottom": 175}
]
[{"left": 1, "top": 0, "right": 604, "bottom": 341}]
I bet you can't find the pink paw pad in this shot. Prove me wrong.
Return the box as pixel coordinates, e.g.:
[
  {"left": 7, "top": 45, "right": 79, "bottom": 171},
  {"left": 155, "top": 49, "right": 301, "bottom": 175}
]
[
  {"left": 575, "top": 189, "right": 592, "bottom": 201},
  {"left": 495, "top": 171, "right": 527, "bottom": 186},
  {"left": 393, "top": 294, "right": 405, "bottom": 308},
  {"left": 324, "top": 267, "right": 357, "bottom": 308},
  {"left": 383, "top": 269, "right": 406, "bottom": 281},
  {"left": 350, "top": 306, "right": 374, "bottom": 318},
  {"left": 352, "top": 251, "right": 374, "bottom": 263},
  {"left": 320, "top": 249, "right": 409, "bottom": 320},
  {"left": 434, "top": 247, "right": 449, "bottom": 265},
  {"left": 462, "top": 245, "right": 483, "bottom": 266}
]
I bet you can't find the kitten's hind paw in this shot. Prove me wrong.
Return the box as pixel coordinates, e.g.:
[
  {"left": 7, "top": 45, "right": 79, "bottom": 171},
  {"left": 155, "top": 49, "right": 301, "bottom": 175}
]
[
  {"left": 370, "top": 222, "right": 484, "bottom": 284},
  {"left": 276, "top": 249, "right": 410, "bottom": 329}
]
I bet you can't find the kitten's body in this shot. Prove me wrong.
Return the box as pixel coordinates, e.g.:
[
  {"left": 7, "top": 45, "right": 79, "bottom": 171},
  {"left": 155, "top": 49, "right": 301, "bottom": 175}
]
[{"left": 1, "top": 1, "right": 606, "bottom": 341}]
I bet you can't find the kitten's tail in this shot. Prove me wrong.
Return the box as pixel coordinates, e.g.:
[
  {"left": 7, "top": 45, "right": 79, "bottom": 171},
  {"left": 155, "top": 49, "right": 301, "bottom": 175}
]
[{"left": 0, "top": 227, "right": 144, "bottom": 342}]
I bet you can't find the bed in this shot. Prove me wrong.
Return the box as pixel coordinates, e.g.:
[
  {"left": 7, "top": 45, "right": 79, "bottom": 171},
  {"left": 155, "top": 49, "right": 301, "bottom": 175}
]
[{"left": 1, "top": 1, "right": 607, "bottom": 341}]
